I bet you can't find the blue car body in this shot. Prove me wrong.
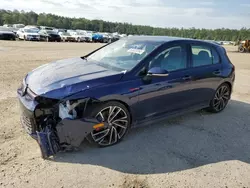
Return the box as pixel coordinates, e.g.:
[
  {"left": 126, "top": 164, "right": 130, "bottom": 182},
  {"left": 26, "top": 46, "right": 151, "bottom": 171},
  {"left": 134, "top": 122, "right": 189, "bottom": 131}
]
[
  {"left": 17, "top": 36, "right": 235, "bottom": 157},
  {"left": 92, "top": 33, "right": 104, "bottom": 42}
]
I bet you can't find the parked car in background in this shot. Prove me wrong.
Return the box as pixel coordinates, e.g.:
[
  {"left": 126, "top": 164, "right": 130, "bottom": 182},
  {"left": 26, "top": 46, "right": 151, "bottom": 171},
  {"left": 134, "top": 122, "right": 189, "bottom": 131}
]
[
  {"left": 39, "top": 30, "right": 61, "bottom": 42},
  {"left": 54, "top": 29, "right": 67, "bottom": 33},
  {"left": 67, "top": 31, "right": 86, "bottom": 42},
  {"left": 17, "top": 36, "right": 235, "bottom": 158},
  {"left": 101, "top": 33, "right": 112, "bottom": 43},
  {"left": 13, "top": 24, "right": 25, "bottom": 29},
  {"left": 40, "top": 26, "right": 55, "bottom": 30},
  {"left": 92, "top": 32, "right": 104, "bottom": 43},
  {"left": 24, "top": 25, "right": 40, "bottom": 31},
  {"left": 3, "top": 24, "right": 13, "bottom": 28},
  {"left": 0, "top": 27, "right": 16, "bottom": 40},
  {"left": 76, "top": 30, "right": 93, "bottom": 42},
  {"left": 16, "top": 28, "right": 40, "bottom": 41},
  {"left": 109, "top": 33, "right": 120, "bottom": 43},
  {"left": 59, "top": 32, "right": 75, "bottom": 42}
]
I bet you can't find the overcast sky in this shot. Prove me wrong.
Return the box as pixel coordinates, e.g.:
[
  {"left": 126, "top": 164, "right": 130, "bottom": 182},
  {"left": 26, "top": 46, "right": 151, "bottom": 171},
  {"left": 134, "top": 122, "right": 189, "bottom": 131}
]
[{"left": 1, "top": 0, "right": 250, "bottom": 29}]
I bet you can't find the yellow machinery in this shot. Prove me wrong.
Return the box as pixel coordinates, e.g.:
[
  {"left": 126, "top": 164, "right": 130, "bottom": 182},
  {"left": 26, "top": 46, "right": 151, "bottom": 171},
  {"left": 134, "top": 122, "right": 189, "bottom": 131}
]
[{"left": 238, "top": 40, "right": 250, "bottom": 53}]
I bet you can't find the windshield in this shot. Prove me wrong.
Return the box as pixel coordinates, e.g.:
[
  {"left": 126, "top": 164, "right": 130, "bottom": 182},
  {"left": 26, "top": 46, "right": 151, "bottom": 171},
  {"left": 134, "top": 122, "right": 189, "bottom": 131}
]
[
  {"left": 24, "top": 29, "right": 38, "bottom": 33},
  {"left": 87, "top": 38, "right": 163, "bottom": 71}
]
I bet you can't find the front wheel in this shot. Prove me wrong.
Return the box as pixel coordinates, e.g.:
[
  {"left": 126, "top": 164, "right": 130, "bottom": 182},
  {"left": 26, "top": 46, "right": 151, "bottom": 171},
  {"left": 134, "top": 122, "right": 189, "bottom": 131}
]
[
  {"left": 86, "top": 101, "right": 131, "bottom": 147},
  {"left": 207, "top": 83, "right": 231, "bottom": 113}
]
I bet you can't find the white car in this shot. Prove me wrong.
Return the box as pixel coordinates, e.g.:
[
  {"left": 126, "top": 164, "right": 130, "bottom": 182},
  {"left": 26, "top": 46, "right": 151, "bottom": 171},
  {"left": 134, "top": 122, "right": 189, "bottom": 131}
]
[
  {"left": 76, "top": 30, "right": 93, "bottom": 42},
  {"left": 16, "top": 28, "right": 40, "bottom": 41},
  {"left": 13, "top": 24, "right": 25, "bottom": 29},
  {"left": 67, "top": 31, "right": 86, "bottom": 42}
]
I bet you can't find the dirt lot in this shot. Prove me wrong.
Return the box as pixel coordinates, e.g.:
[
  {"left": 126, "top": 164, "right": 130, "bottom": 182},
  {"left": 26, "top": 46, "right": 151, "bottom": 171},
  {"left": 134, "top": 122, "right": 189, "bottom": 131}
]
[{"left": 0, "top": 41, "right": 250, "bottom": 188}]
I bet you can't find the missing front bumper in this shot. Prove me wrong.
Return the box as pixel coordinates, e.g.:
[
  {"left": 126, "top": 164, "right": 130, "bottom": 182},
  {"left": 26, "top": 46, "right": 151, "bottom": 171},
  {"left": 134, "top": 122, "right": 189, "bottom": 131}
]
[{"left": 36, "top": 118, "right": 102, "bottom": 159}]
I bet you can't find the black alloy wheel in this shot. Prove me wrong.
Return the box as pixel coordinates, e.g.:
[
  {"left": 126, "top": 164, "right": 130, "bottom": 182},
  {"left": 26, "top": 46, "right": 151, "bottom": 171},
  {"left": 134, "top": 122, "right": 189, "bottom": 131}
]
[
  {"left": 87, "top": 101, "right": 130, "bottom": 147},
  {"left": 208, "top": 83, "right": 231, "bottom": 113}
]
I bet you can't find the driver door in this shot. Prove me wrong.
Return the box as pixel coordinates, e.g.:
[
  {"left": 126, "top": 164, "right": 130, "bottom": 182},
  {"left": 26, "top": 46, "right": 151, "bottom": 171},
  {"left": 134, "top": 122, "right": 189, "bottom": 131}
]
[{"left": 136, "top": 43, "right": 194, "bottom": 121}]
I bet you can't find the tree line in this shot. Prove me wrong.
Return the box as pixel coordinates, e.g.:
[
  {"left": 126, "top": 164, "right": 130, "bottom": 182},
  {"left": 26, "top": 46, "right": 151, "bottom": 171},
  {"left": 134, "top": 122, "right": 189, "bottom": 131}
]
[{"left": 1, "top": 9, "right": 250, "bottom": 41}]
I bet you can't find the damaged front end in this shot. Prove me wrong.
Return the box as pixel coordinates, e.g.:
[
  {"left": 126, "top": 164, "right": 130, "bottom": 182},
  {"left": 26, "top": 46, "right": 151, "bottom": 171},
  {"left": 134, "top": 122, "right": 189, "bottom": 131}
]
[{"left": 19, "top": 93, "right": 102, "bottom": 159}]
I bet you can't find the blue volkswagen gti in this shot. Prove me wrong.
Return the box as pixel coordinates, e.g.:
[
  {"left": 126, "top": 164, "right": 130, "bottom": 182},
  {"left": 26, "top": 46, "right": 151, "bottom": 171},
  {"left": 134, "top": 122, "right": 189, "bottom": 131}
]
[{"left": 17, "top": 36, "right": 235, "bottom": 158}]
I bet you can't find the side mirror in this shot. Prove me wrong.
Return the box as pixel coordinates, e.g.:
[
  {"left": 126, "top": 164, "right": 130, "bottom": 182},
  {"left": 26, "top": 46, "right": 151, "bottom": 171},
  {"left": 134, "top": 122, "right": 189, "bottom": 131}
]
[{"left": 147, "top": 67, "right": 169, "bottom": 77}]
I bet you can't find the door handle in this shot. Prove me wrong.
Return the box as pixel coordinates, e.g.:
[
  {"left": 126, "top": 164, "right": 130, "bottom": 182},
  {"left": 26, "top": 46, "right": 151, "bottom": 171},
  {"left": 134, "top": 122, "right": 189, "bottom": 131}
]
[
  {"left": 182, "top": 75, "right": 192, "bottom": 81},
  {"left": 213, "top": 70, "right": 221, "bottom": 75}
]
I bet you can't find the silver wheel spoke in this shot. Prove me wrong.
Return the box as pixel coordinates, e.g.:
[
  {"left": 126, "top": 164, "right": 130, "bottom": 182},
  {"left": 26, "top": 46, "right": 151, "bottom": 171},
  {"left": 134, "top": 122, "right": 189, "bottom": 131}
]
[
  {"left": 113, "top": 122, "right": 127, "bottom": 129},
  {"left": 92, "top": 129, "right": 110, "bottom": 142},
  {"left": 91, "top": 105, "right": 129, "bottom": 146},
  {"left": 112, "top": 117, "right": 128, "bottom": 123},
  {"left": 222, "top": 95, "right": 229, "bottom": 100},
  {"left": 113, "top": 127, "right": 118, "bottom": 143},
  {"left": 97, "top": 111, "right": 105, "bottom": 121},
  {"left": 214, "top": 100, "right": 220, "bottom": 107},
  {"left": 108, "top": 126, "right": 118, "bottom": 144},
  {"left": 108, "top": 106, "right": 116, "bottom": 123},
  {"left": 221, "top": 86, "right": 226, "bottom": 94},
  {"left": 109, "top": 108, "right": 121, "bottom": 123},
  {"left": 221, "top": 99, "right": 225, "bottom": 108}
]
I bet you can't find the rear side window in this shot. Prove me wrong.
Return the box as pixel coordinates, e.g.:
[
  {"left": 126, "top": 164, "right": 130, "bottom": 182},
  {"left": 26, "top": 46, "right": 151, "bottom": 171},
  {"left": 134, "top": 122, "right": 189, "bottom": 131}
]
[{"left": 191, "top": 45, "right": 220, "bottom": 67}]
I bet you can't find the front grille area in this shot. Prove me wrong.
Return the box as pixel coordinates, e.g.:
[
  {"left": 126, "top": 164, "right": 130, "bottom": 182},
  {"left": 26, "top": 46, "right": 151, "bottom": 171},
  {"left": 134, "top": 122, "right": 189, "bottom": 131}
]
[
  {"left": 28, "top": 35, "right": 38, "bottom": 38},
  {"left": 20, "top": 113, "right": 36, "bottom": 134}
]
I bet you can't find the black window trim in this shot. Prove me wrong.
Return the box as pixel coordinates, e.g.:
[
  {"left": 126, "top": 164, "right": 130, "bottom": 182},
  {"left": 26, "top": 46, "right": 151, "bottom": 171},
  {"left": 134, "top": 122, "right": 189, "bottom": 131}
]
[
  {"left": 188, "top": 42, "right": 222, "bottom": 68},
  {"left": 135, "top": 41, "right": 190, "bottom": 77}
]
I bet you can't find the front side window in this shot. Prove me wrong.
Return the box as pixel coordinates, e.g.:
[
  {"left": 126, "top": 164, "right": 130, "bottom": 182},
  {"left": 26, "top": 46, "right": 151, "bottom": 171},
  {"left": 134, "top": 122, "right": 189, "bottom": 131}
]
[
  {"left": 149, "top": 45, "right": 187, "bottom": 72},
  {"left": 191, "top": 45, "right": 220, "bottom": 67},
  {"left": 87, "top": 39, "right": 164, "bottom": 71}
]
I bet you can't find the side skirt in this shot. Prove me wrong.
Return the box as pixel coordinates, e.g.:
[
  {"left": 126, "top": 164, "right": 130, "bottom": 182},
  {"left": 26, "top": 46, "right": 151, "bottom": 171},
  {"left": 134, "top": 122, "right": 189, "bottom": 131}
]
[{"left": 132, "top": 104, "right": 209, "bottom": 128}]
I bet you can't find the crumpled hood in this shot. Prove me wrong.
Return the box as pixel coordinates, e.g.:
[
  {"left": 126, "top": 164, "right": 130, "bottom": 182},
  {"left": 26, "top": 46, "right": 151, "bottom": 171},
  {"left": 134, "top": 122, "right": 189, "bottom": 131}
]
[{"left": 26, "top": 57, "right": 123, "bottom": 98}]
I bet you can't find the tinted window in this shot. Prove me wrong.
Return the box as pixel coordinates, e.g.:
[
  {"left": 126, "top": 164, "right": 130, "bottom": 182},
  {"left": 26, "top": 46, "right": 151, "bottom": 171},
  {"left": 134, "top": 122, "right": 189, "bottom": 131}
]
[
  {"left": 149, "top": 45, "right": 187, "bottom": 72},
  {"left": 191, "top": 45, "right": 220, "bottom": 67}
]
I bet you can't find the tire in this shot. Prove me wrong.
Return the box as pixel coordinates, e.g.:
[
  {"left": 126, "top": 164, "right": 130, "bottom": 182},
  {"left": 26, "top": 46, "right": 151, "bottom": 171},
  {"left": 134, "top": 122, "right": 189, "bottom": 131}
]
[
  {"left": 77, "top": 38, "right": 81, "bottom": 42},
  {"left": 238, "top": 45, "right": 245, "bottom": 53},
  {"left": 86, "top": 101, "right": 131, "bottom": 147},
  {"left": 206, "top": 83, "right": 231, "bottom": 113},
  {"left": 24, "top": 36, "right": 27, "bottom": 41}
]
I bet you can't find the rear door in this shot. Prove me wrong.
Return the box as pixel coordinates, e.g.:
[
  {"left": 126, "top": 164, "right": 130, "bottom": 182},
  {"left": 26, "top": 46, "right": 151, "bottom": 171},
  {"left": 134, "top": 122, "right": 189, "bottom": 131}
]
[{"left": 187, "top": 42, "right": 223, "bottom": 105}]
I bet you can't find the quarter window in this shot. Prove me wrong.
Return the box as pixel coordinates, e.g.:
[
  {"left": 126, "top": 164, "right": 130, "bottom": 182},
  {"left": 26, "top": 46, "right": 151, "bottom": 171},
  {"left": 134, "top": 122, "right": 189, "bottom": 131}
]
[{"left": 191, "top": 45, "right": 220, "bottom": 67}]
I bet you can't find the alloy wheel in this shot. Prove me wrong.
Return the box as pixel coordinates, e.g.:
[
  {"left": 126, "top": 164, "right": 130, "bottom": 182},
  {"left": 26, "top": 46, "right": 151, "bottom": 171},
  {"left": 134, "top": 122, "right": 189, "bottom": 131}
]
[
  {"left": 91, "top": 106, "right": 129, "bottom": 146},
  {"left": 212, "top": 85, "right": 230, "bottom": 112}
]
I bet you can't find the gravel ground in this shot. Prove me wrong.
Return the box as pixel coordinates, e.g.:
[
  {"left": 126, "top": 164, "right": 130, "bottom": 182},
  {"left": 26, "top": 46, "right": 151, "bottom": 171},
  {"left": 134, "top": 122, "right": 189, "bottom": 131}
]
[{"left": 0, "top": 41, "right": 250, "bottom": 188}]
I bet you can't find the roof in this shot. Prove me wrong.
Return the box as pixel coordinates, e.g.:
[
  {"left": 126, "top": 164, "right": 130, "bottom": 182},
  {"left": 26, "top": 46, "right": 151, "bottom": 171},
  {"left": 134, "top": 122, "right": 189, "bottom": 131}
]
[
  {"left": 126, "top": 35, "right": 221, "bottom": 47},
  {"left": 127, "top": 35, "right": 190, "bottom": 42}
]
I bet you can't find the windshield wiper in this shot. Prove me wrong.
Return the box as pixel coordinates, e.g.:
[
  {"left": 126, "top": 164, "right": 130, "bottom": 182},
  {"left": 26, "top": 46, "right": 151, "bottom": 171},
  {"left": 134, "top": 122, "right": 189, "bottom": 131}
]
[{"left": 81, "top": 56, "right": 87, "bottom": 61}]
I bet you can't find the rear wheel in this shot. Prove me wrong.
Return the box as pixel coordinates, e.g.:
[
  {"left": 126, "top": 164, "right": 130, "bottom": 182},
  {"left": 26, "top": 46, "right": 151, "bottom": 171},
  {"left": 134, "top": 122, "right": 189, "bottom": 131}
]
[
  {"left": 207, "top": 83, "right": 231, "bottom": 113},
  {"left": 86, "top": 101, "right": 131, "bottom": 147},
  {"left": 238, "top": 45, "right": 245, "bottom": 53}
]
